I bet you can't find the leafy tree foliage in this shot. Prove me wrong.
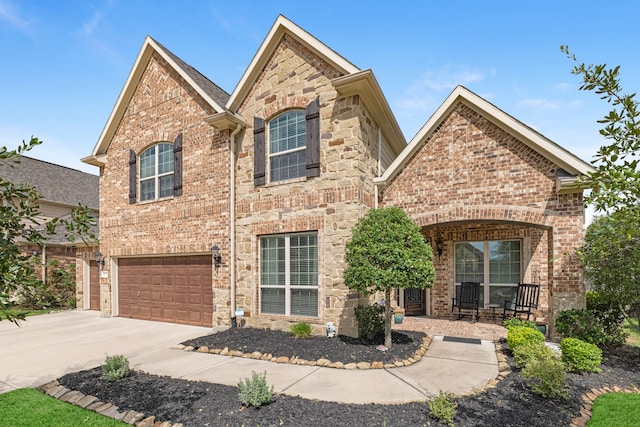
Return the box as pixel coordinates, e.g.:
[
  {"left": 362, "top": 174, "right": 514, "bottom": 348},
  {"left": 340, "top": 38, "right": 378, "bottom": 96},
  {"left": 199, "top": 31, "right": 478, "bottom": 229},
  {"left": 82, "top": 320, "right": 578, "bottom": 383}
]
[
  {"left": 344, "top": 207, "right": 435, "bottom": 348},
  {"left": 578, "top": 210, "right": 640, "bottom": 332},
  {"left": 0, "top": 138, "right": 96, "bottom": 324},
  {"left": 562, "top": 45, "right": 640, "bottom": 213}
]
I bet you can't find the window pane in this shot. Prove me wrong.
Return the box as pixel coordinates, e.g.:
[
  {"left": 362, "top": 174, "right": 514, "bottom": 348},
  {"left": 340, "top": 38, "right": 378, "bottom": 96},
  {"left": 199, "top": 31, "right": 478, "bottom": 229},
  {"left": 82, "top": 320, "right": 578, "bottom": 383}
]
[
  {"left": 140, "top": 147, "right": 156, "bottom": 179},
  {"left": 158, "top": 175, "right": 173, "bottom": 198},
  {"left": 489, "top": 285, "right": 517, "bottom": 305},
  {"left": 270, "top": 151, "right": 306, "bottom": 182},
  {"left": 454, "top": 242, "right": 484, "bottom": 283},
  {"left": 157, "top": 143, "right": 174, "bottom": 175},
  {"left": 489, "top": 241, "right": 521, "bottom": 284},
  {"left": 260, "top": 236, "right": 285, "bottom": 286},
  {"left": 290, "top": 233, "right": 318, "bottom": 287},
  {"left": 261, "top": 288, "right": 285, "bottom": 314},
  {"left": 269, "top": 111, "right": 306, "bottom": 182},
  {"left": 291, "top": 289, "right": 318, "bottom": 316},
  {"left": 269, "top": 111, "right": 306, "bottom": 154},
  {"left": 140, "top": 178, "right": 155, "bottom": 201}
]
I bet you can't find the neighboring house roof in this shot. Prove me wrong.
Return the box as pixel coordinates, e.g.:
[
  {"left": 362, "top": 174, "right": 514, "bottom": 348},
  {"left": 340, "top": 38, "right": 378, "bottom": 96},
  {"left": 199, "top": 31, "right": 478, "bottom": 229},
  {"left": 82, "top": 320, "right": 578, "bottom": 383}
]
[
  {"left": 376, "top": 86, "right": 596, "bottom": 192},
  {"left": 0, "top": 156, "right": 99, "bottom": 210},
  {"left": 33, "top": 213, "right": 99, "bottom": 246},
  {"left": 82, "top": 36, "right": 231, "bottom": 167}
]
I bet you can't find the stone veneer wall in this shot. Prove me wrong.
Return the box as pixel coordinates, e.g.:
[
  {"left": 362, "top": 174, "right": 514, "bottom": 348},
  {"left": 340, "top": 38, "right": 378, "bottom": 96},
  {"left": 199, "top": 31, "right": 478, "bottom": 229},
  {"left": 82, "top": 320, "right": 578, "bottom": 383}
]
[
  {"left": 232, "top": 34, "right": 381, "bottom": 337},
  {"left": 382, "top": 102, "right": 586, "bottom": 331},
  {"left": 97, "top": 51, "right": 230, "bottom": 323}
]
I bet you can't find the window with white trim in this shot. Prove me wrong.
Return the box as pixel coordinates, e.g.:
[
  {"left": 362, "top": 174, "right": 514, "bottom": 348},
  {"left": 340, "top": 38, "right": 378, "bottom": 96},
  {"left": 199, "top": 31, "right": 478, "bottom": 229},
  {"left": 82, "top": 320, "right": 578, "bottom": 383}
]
[
  {"left": 260, "top": 232, "right": 318, "bottom": 317},
  {"left": 268, "top": 110, "right": 306, "bottom": 182},
  {"left": 139, "top": 143, "right": 174, "bottom": 201},
  {"left": 454, "top": 240, "right": 521, "bottom": 306}
]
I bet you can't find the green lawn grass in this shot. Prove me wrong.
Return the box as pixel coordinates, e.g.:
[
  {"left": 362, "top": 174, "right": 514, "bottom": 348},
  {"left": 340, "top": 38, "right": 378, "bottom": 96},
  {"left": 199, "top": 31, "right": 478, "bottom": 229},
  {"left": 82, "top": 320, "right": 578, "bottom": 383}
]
[
  {"left": 588, "top": 392, "right": 640, "bottom": 427},
  {"left": 624, "top": 318, "right": 640, "bottom": 346},
  {"left": 0, "top": 388, "right": 126, "bottom": 427}
]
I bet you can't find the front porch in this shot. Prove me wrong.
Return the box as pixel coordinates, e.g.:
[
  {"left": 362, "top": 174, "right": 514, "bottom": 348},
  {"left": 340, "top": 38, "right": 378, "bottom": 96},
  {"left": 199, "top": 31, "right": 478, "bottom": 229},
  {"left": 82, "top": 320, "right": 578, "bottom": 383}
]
[{"left": 393, "top": 316, "right": 507, "bottom": 341}]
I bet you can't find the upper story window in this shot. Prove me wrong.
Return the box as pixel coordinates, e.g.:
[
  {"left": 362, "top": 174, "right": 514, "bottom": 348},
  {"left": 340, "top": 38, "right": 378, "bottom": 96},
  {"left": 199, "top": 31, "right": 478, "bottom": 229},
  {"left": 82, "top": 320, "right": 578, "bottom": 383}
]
[
  {"left": 269, "top": 110, "right": 306, "bottom": 182},
  {"left": 139, "top": 143, "right": 174, "bottom": 201},
  {"left": 128, "top": 133, "right": 183, "bottom": 204},
  {"left": 252, "top": 98, "right": 320, "bottom": 186}
]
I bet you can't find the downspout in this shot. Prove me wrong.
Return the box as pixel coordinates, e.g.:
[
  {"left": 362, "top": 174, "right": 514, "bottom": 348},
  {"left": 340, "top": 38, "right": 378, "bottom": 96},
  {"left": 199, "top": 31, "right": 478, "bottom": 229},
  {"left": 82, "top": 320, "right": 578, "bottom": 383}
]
[
  {"left": 374, "top": 127, "right": 382, "bottom": 209},
  {"left": 229, "top": 124, "right": 242, "bottom": 327}
]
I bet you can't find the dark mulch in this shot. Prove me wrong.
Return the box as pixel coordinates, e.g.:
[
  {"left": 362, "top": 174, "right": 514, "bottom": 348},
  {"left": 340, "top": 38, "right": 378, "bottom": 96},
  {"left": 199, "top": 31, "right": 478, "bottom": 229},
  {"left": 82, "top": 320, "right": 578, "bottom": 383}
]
[
  {"left": 58, "top": 329, "right": 640, "bottom": 427},
  {"left": 182, "top": 328, "right": 425, "bottom": 365}
]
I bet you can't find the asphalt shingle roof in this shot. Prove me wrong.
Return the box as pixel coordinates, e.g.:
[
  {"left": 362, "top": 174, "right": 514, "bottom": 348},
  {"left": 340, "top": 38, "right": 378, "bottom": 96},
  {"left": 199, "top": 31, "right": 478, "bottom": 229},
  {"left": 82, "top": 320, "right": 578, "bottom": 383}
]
[
  {"left": 152, "top": 37, "right": 230, "bottom": 109},
  {"left": 0, "top": 155, "right": 99, "bottom": 210}
]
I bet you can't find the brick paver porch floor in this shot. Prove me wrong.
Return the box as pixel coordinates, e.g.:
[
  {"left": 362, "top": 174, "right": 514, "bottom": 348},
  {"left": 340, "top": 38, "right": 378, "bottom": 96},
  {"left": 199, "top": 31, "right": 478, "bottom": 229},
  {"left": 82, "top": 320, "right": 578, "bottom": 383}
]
[{"left": 394, "top": 316, "right": 507, "bottom": 341}]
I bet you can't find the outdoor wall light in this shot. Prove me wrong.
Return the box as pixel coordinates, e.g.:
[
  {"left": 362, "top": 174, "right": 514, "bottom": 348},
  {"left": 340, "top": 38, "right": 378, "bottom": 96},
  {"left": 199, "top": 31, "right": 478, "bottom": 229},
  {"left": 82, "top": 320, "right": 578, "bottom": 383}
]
[
  {"left": 95, "top": 251, "right": 105, "bottom": 270},
  {"left": 31, "top": 250, "right": 38, "bottom": 256},
  {"left": 211, "top": 245, "right": 222, "bottom": 269},
  {"left": 436, "top": 239, "right": 444, "bottom": 259}
]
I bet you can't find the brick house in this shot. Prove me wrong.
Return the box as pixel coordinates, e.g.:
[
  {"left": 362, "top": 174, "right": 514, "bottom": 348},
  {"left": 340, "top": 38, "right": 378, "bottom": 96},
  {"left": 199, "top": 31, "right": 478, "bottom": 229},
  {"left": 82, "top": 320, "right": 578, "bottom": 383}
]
[
  {"left": 0, "top": 156, "right": 100, "bottom": 309},
  {"left": 81, "top": 16, "right": 593, "bottom": 336}
]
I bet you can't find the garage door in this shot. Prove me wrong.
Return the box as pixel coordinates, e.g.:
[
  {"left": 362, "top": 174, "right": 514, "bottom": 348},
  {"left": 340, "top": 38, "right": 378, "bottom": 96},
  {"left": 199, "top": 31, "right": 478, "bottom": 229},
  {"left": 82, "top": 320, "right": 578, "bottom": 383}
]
[
  {"left": 118, "top": 256, "right": 213, "bottom": 327},
  {"left": 89, "top": 260, "right": 100, "bottom": 310}
]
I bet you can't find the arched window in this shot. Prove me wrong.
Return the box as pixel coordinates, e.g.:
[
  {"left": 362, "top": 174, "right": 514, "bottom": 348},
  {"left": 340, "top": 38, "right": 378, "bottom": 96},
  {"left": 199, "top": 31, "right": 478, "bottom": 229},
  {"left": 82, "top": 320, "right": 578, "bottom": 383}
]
[
  {"left": 139, "top": 143, "right": 174, "bottom": 201},
  {"left": 268, "top": 110, "right": 306, "bottom": 182}
]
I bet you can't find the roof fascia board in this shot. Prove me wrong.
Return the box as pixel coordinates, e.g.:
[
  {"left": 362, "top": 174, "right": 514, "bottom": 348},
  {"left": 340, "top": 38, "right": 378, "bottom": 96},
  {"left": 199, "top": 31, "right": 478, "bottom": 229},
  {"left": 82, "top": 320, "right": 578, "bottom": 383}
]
[
  {"left": 377, "top": 86, "right": 595, "bottom": 187},
  {"left": 87, "top": 36, "right": 225, "bottom": 160},
  {"left": 204, "top": 111, "right": 247, "bottom": 131},
  {"left": 226, "top": 15, "right": 360, "bottom": 111},
  {"left": 81, "top": 154, "right": 106, "bottom": 167},
  {"left": 332, "top": 70, "right": 406, "bottom": 154}
]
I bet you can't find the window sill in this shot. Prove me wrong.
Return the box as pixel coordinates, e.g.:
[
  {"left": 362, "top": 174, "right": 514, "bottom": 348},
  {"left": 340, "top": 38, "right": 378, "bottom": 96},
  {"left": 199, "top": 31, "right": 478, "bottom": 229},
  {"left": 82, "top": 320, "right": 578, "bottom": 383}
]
[
  {"left": 265, "top": 176, "right": 307, "bottom": 188},
  {"left": 136, "top": 196, "right": 175, "bottom": 205}
]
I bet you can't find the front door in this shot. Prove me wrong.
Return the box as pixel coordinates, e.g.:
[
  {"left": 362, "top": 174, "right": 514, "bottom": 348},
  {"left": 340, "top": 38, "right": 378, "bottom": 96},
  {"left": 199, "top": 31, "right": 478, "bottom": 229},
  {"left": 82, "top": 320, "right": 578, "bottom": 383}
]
[{"left": 404, "top": 288, "right": 425, "bottom": 316}]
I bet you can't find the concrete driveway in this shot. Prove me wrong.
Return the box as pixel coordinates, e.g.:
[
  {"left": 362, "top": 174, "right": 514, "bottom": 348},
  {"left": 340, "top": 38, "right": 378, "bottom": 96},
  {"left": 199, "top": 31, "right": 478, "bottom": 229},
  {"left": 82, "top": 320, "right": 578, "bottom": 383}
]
[{"left": 0, "top": 310, "right": 211, "bottom": 393}]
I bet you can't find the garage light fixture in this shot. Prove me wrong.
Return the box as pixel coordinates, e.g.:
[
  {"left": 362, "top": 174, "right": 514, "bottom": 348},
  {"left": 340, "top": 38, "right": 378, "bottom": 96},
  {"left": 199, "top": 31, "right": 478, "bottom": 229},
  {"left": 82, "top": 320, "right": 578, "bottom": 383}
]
[
  {"left": 211, "top": 245, "right": 222, "bottom": 269},
  {"left": 95, "top": 251, "right": 105, "bottom": 270}
]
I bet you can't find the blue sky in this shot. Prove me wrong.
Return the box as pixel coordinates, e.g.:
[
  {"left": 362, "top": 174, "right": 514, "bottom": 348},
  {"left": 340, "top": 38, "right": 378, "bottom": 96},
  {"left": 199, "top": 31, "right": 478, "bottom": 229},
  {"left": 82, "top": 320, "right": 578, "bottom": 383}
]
[{"left": 1, "top": 0, "right": 639, "bottom": 184}]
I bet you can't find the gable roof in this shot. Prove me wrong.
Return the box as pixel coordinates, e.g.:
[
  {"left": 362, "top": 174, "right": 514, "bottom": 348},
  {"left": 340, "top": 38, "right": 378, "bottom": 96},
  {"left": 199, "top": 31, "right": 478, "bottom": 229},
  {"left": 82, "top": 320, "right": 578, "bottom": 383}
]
[
  {"left": 82, "top": 36, "right": 230, "bottom": 167},
  {"left": 376, "top": 86, "right": 596, "bottom": 190},
  {"left": 226, "top": 15, "right": 360, "bottom": 111},
  {"left": 0, "top": 156, "right": 99, "bottom": 210}
]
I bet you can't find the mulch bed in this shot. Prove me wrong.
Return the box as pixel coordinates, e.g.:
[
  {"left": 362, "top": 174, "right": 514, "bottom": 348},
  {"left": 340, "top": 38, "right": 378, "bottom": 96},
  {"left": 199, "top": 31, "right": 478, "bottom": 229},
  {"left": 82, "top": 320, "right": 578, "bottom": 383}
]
[{"left": 57, "top": 328, "right": 640, "bottom": 427}]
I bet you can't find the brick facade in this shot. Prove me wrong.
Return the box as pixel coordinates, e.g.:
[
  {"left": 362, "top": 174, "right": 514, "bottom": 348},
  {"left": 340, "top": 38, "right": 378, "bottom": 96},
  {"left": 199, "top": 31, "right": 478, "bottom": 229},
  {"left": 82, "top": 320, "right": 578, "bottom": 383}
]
[
  {"left": 86, "top": 17, "right": 589, "bottom": 337},
  {"left": 381, "top": 102, "right": 586, "bottom": 332},
  {"left": 97, "top": 51, "right": 230, "bottom": 319}
]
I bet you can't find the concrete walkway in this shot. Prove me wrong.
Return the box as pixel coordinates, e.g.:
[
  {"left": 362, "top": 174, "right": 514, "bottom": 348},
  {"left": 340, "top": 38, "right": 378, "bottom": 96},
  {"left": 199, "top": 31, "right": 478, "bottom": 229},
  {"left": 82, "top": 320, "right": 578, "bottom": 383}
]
[{"left": 1, "top": 311, "right": 499, "bottom": 403}]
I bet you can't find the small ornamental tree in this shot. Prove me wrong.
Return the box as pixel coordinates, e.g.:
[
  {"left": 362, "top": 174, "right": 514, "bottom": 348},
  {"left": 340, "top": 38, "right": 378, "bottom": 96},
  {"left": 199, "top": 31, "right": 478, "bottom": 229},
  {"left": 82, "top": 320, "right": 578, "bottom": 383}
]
[
  {"left": 0, "top": 138, "right": 96, "bottom": 324},
  {"left": 578, "top": 210, "right": 640, "bottom": 333},
  {"left": 344, "top": 207, "right": 435, "bottom": 348}
]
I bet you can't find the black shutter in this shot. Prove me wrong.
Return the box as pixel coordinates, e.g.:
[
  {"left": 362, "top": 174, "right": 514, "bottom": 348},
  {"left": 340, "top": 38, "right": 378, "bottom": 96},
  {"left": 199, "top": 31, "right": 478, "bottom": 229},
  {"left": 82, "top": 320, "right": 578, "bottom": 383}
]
[
  {"left": 306, "top": 97, "right": 320, "bottom": 178},
  {"left": 173, "top": 132, "right": 183, "bottom": 196},
  {"left": 128, "top": 149, "right": 136, "bottom": 204},
  {"left": 254, "top": 116, "right": 266, "bottom": 186}
]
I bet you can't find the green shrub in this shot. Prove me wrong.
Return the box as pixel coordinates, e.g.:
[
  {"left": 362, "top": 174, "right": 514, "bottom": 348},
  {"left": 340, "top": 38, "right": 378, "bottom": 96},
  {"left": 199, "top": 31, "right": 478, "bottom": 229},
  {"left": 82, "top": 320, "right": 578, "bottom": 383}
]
[
  {"left": 521, "top": 356, "right": 568, "bottom": 399},
  {"left": 506, "top": 325, "right": 545, "bottom": 350},
  {"left": 102, "top": 354, "right": 130, "bottom": 381},
  {"left": 290, "top": 322, "right": 312, "bottom": 338},
  {"left": 17, "top": 259, "right": 77, "bottom": 310},
  {"left": 512, "top": 341, "right": 558, "bottom": 369},
  {"left": 428, "top": 390, "right": 457, "bottom": 427},
  {"left": 238, "top": 371, "right": 274, "bottom": 408},
  {"left": 503, "top": 317, "right": 537, "bottom": 330},
  {"left": 354, "top": 304, "right": 384, "bottom": 341},
  {"left": 560, "top": 337, "right": 602, "bottom": 373},
  {"left": 555, "top": 304, "right": 627, "bottom": 347}
]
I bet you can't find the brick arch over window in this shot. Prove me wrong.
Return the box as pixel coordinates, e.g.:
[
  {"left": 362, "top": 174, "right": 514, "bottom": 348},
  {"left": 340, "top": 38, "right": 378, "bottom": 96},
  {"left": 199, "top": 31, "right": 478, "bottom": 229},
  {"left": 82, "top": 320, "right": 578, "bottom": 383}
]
[
  {"left": 263, "top": 95, "right": 312, "bottom": 120},
  {"left": 406, "top": 205, "right": 560, "bottom": 230}
]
